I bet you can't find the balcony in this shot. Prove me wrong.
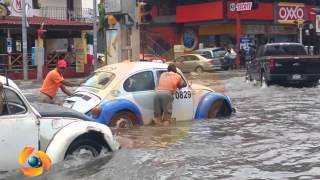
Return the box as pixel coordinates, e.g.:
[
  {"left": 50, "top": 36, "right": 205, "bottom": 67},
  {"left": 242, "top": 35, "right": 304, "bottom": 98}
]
[{"left": 34, "top": 7, "right": 94, "bottom": 22}]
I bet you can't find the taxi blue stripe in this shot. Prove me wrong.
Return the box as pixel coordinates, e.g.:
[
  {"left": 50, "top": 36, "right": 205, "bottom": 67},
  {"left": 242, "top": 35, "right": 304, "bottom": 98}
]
[{"left": 88, "top": 99, "right": 143, "bottom": 125}]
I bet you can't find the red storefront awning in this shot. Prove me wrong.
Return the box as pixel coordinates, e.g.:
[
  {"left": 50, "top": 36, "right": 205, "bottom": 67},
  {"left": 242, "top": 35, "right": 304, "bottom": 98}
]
[{"left": 176, "top": 2, "right": 224, "bottom": 23}]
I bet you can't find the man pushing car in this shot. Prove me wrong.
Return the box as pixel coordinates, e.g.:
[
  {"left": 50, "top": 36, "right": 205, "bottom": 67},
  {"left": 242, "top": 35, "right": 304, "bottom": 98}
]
[
  {"left": 153, "top": 64, "right": 184, "bottom": 125},
  {"left": 39, "top": 59, "right": 81, "bottom": 104}
]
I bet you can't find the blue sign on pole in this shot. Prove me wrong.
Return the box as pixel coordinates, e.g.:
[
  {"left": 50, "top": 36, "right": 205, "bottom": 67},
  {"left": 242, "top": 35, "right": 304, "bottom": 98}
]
[
  {"left": 240, "top": 37, "right": 254, "bottom": 51},
  {"left": 32, "top": 47, "right": 36, "bottom": 65}
]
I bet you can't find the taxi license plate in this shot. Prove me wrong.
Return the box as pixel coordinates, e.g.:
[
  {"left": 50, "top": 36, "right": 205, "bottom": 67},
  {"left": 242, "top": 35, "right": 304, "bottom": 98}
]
[{"left": 292, "top": 74, "right": 302, "bottom": 80}]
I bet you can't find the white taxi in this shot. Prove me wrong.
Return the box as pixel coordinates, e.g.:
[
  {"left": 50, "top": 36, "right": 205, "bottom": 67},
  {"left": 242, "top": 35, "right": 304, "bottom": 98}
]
[
  {"left": 0, "top": 76, "right": 119, "bottom": 171},
  {"left": 64, "top": 62, "right": 234, "bottom": 127}
]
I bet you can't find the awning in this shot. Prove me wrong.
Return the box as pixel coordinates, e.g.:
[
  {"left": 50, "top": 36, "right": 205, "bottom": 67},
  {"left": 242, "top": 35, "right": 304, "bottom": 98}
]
[{"left": 0, "top": 16, "right": 93, "bottom": 30}]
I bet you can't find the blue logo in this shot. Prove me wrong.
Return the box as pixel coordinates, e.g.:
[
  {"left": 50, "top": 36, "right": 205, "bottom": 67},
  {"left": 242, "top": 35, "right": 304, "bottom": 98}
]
[{"left": 182, "top": 30, "right": 198, "bottom": 51}]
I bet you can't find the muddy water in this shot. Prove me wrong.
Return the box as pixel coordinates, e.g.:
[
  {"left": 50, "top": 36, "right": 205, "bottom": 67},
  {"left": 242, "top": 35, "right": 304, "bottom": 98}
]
[{"left": 3, "top": 71, "right": 320, "bottom": 180}]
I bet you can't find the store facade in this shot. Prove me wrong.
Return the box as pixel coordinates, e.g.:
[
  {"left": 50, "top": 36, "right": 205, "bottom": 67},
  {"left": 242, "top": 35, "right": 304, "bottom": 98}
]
[
  {"left": 0, "top": 0, "right": 93, "bottom": 80},
  {"left": 144, "top": 0, "right": 318, "bottom": 58}
]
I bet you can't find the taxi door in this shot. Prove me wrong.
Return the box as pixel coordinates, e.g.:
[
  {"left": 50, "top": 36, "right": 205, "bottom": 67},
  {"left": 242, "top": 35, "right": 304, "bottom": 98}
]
[
  {"left": 0, "top": 86, "right": 39, "bottom": 171},
  {"left": 156, "top": 70, "right": 194, "bottom": 121}
]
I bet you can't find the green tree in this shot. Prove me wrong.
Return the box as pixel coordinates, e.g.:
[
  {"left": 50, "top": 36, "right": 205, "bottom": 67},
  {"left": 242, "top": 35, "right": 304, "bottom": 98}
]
[{"left": 98, "top": 2, "right": 106, "bottom": 32}]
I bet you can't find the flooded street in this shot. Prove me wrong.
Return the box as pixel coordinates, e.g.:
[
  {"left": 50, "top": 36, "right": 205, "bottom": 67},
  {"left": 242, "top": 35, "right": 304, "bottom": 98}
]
[{"left": 3, "top": 70, "right": 320, "bottom": 180}]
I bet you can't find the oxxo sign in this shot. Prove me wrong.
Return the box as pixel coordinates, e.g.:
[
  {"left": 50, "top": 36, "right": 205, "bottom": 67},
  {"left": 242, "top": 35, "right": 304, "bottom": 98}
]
[{"left": 277, "top": 3, "right": 305, "bottom": 24}]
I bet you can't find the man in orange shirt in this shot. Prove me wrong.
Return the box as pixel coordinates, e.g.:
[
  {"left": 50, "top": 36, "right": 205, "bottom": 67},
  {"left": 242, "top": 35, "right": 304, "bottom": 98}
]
[
  {"left": 39, "top": 59, "right": 80, "bottom": 104},
  {"left": 153, "top": 64, "right": 184, "bottom": 125}
]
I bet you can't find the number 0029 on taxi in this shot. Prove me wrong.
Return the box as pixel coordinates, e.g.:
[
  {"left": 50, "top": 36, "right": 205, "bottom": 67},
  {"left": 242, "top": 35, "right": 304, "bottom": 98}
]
[{"left": 63, "top": 62, "right": 235, "bottom": 127}]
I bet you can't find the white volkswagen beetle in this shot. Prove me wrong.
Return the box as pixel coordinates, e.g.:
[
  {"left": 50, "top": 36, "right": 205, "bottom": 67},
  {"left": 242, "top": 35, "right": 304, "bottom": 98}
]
[
  {"left": 64, "top": 62, "right": 234, "bottom": 127},
  {"left": 0, "top": 76, "right": 120, "bottom": 172}
]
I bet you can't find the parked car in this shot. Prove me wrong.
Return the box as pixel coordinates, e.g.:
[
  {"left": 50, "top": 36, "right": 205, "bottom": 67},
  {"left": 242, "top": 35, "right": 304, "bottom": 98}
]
[
  {"left": 173, "top": 54, "right": 220, "bottom": 73},
  {"left": 0, "top": 76, "right": 120, "bottom": 171},
  {"left": 246, "top": 43, "right": 320, "bottom": 86},
  {"left": 63, "top": 62, "right": 235, "bottom": 127},
  {"left": 140, "top": 53, "right": 166, "bottom": 63},
  {"left": 193, "top": 47, "right": 235, "bottom": 70}
]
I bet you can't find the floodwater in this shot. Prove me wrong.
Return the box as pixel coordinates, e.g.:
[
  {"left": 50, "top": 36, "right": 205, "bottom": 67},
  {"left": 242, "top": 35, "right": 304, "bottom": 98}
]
[{"left": 2, "top": 70, "right": 320, "bottom": 180}]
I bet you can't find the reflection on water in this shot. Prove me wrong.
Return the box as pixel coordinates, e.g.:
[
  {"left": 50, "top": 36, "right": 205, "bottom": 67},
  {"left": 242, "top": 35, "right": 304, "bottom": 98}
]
[
  {"left": 113, "top": 121, "right": 191, "bottom": 149},
  {"left": 3, "top": 71, "right": 320, "bottom": 179}
]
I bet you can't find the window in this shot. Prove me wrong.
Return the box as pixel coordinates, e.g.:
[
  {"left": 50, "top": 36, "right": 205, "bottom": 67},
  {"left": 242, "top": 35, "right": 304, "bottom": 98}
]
[
  {"left": 0, "top": 88, "right": 27, "bottom": 116},
  {"left": 124, "top": 71, "right": 155, "bottom": 92},
  {"left": 215, "top": 50, "right": 227, "bottom": 57},
  {"left": 187, "top": 55, "right": 199, "bottom": 61},
  {"left": 175, "top": 56, "right": 185, "bottom": 62},
  {"left": 82, "top": 71, "right": 115, "bottom": 89},
  {"left": 201, "top": 51, "right": 212, "bottom": 59}
]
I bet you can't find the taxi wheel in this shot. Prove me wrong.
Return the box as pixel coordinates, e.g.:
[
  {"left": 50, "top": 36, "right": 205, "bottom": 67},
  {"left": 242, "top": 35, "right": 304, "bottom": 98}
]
[
  {"left": 65, "top": 139, "right": 101, "bottom": 160},
  {"left": 109, "top": 111, "right": 136, "bottom": 128},
  {"left": 208, "top": 100, "right": 224, "bottom": 119}
]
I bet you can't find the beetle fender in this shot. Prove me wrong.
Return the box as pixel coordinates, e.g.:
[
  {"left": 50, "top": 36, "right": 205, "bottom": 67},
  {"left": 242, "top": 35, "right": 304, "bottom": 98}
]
[
  {"left": 45, "top": 121, "right": 119, "bottom": 164},
  {"left": 90, "top": 99, "right": 143, "bottom": 125},
  {"left": 194, "top": 92, "right": 233, "bottom": 119}
]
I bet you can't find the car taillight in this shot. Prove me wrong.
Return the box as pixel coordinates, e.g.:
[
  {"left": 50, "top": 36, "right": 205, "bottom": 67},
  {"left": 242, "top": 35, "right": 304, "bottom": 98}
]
[
  {"left": 208, "top": 59, "right": 214, "bottom": 65},
  {"left": 91, "top": 105, "right": 102, "bottom": 117},
  {"left": 269, "top": 58, "right": 275, "bottom": 70}
]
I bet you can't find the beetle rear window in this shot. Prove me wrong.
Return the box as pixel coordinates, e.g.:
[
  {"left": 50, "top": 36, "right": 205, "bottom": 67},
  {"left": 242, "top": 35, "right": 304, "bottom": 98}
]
[{"left": 82, "top": 71, "right": 115, "bottom": 89}]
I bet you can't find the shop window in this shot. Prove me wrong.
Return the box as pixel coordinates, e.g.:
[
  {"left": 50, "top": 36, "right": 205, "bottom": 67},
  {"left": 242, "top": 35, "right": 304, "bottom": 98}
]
[{"left": 32, "top": 0, "right": 41, "bottom": 9}]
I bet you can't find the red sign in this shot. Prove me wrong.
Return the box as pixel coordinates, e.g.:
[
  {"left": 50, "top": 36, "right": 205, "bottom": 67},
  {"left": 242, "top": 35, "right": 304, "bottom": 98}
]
[
  {"left": 176, "top": 2, "right": 224, "bottom": 23},
  {"left": 13, "top": 0, "right": 22, "bottom": 12},
  {"left": 230, "top": 2, "right": 252, "bottom": 12},
  {"left": 228, "top": 2, "right": 273, "bottom": 20},
  {"left": 277, "top": 3, "right": 305, "bottom": 24}
]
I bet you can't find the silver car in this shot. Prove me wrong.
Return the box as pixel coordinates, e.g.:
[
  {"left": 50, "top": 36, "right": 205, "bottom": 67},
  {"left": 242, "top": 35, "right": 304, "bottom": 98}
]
[{"left": 174, "top": 54, "right": 220, "bottom": 73}]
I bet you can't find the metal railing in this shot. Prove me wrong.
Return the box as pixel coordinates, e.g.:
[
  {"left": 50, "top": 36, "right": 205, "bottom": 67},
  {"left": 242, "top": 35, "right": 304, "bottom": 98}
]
[{"left": 40, "top": 7, "right": 93, "bottom": 21}]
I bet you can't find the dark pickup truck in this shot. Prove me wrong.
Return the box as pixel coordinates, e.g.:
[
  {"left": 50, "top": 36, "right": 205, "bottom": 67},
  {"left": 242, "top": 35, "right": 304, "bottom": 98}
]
[{"left": 246, "top": 43, "right": 320, "bottom": 86}]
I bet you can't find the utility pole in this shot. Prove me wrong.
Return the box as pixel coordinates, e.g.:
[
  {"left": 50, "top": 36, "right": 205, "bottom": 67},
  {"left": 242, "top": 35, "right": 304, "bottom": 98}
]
[
  {"left": 236, "top": 0, "right": 241, "bottom": 69},
  {"left": 93, "top": 0, "right": 98, "bottom": 70},
  {"left": 22, "top": 0, "right": 28, "bottom": 80}
]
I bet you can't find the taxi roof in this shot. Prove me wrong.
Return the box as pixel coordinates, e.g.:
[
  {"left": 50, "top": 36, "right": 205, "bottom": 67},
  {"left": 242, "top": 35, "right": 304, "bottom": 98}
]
[{"left": 97, "top": 61, "right": 168, "bottom": 74}]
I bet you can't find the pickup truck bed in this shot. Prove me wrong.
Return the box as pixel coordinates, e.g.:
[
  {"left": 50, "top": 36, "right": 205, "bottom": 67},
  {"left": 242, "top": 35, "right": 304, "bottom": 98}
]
[
  {"left": 269, "top": 56, "right": 320, "bottom": 82},
  {"left": 247, "top": 43, "right": 320, "bottom": 86}
]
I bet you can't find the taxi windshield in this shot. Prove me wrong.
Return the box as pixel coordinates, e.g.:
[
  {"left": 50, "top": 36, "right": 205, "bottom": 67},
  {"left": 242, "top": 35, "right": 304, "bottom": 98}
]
[{"left": 82, "top": 71, "right": 115, "bottom": 89}]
